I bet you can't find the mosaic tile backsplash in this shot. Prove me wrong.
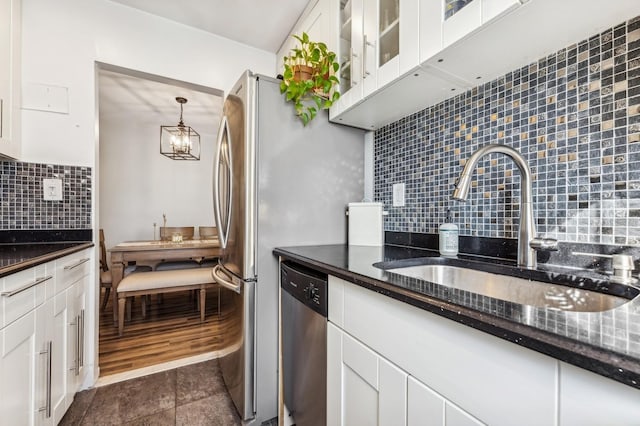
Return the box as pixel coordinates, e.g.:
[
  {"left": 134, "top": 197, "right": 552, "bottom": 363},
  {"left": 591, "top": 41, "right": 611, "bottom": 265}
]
[
  {"left": 0, "top": 161, "right": 92, "bottom": 230},
  {"left": 375, "top": 15, "right": 640, "bottom": 246}
]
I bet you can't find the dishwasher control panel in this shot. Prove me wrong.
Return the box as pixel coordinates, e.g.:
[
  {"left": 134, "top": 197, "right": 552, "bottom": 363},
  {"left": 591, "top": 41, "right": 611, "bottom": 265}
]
[{"left": 281, "top": 261, "right": 328, "bottom": 317}]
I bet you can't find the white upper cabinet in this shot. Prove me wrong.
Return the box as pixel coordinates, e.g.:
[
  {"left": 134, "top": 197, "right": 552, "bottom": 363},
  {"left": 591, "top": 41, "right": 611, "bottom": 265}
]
[
  {"left": 0, "top": 0, "right": 21, "bottom": 160},
  {"left": 332, "top": 0, "right": 365, "bottom": 118},
  {"left": 331, "top": 0, "right": 640, "bottom": 130},
  {"left": 331, "top": 0, "right": 420, "bottom": 123},
  {"left": 276, "top": 0, "right": 337, "bottom": 76},
  {"left": 441, "top": 0, "right": 520, "bottom": 48},
  {"left": 377, "top": 0, "right": 420, "bottom": 89}
]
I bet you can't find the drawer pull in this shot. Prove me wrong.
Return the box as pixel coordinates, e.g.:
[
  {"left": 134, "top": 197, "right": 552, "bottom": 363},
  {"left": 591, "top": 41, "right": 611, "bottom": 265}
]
[
  {"left": 1, "top": 275, "right": 53, "bottom": 298},
  {"left": 38, "top": 341, "right": 52, "bottom": 418},
  {"left": 64, "top": 258, "right": 90, "bottom": 270}
]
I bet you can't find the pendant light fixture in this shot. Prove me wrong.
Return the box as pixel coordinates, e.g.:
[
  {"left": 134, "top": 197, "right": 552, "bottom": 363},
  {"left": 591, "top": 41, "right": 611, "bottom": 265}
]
[{"left": 160, "top": 96, "right": 201, "bottom": 160}]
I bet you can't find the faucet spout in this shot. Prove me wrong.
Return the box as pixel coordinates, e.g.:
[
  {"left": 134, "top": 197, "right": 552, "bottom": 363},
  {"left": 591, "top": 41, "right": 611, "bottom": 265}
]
[{"left": 453, "top": 144, "right": 548, "bottom": 269}]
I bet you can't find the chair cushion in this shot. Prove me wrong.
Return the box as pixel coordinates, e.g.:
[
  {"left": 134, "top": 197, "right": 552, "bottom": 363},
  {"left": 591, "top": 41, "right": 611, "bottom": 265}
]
[
  {"left": 117, "top": 268, "right": 215, "bottom": 293},
  {"left": 155, "top": 260, "right": 201, "bottom": 271},
  {"left": 199, "top": 259, "right": 218, "bottom": 268}
]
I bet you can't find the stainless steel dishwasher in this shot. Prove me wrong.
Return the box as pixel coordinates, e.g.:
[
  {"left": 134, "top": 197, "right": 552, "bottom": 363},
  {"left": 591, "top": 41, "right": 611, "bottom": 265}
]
[{"left": 281, "top": 261, "right": 328, "bottom": 426}]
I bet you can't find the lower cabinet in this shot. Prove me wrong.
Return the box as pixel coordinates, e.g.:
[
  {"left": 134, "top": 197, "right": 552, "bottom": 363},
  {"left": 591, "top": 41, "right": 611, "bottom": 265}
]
[
  {"left": 328, "top": 274, "right": 640, "bottom": 425},
  {"left": 51, "top": 290, "right": 69, "bottom": 424},
  {"left": 407, "top": 376, "right": 483, "bottom": 426},
  {"left": 0, "top": 249, "right": 91, "bottom": 425},
  {"left": 0, "top": 311, "right": 39, "bottom": 426},
  {"left": 66, "top": 279, "right": 87, "bottom": 404},
  {"left": 0, "top": 276, "right": 54, "bottom": 426},
  {"left": 328, "top": 323, "right": 482, "bottom": 426}
]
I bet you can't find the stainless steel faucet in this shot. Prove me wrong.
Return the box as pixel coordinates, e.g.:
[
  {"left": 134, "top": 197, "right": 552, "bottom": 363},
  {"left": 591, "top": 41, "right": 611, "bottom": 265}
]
[{"left": 452, "top": 144, "right": 557, "bottom": 269}]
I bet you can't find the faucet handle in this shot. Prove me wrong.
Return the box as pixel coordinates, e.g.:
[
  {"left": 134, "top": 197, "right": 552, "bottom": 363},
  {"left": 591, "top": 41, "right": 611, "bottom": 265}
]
[
  {"left": 573, "top": 252, "right": 638, "bottom": 285},
  {"left": 529, "top": 237, "right": 559, "bottom": 251}
]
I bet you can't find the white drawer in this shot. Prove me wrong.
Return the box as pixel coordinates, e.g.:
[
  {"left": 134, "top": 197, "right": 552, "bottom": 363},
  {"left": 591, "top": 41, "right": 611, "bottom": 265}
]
[
  {"left": 56, "top": 250, "right": 90, "bottom": 293},
  {"left": 1, "top": 266, "right": 53, "bottom": 329}
]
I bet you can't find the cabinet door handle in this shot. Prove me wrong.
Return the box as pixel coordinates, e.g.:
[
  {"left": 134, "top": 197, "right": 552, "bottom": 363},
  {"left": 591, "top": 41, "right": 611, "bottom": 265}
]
[
  {"left": 363, "top": 35, "right": 374, "bottom": 77},
  {"left": 75, "top": 314, "right": 81, "bottom": 375},
  {"left": 64, "top": 258, "right": 90, "bottom": 270},
  {"left": 69, "top": 315, "right": 80, "bottom": 375},
  {"left": 80, "top": 309, "right": 85, "bottom": 368},
  {"left": 1, "top": 275, "right": 53, "bottom": 298},
  {"left": 38, "top": 341, "right": 52, "bottom": 418},
  {"left": 350, "top": 48, "right": 358, "bottom": 86},
  {"left": 363, "top": 35, "right": 368, "bottom": 78}
]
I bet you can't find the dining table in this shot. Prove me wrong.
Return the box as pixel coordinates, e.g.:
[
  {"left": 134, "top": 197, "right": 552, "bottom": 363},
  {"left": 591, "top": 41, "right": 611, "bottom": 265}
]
[{"left": 109, "top": 238, "right": 223, "bottom": 324}]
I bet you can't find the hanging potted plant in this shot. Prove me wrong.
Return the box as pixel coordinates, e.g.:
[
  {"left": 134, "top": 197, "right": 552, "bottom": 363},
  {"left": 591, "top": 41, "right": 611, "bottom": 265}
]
[{"left": 280, "top": 32, "right": 341, "bottom": 126}]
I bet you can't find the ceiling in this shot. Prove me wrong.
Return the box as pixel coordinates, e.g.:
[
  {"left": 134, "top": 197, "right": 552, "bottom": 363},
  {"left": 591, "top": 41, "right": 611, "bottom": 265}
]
[
  {"left": 98, "top": 68, "right": 223, "bottom": 139},
  {"left": 100, "top": 0, "right": 313, "bottom": 141},
  {"left": 108, "top": 0, "right": 311, "bottom": 52}
]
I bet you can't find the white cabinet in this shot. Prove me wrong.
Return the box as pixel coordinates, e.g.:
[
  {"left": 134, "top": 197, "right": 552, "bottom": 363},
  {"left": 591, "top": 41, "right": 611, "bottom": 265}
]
[
  {"left": 558, "top": 362, "right": 640, "bottom": 426},
  {"left": 407, "top": 376, "right": 484, "bottom": 426},
  {"left": 332, "top": 0, "right": 364, "bottom": 118},
  {"left": 66, "top": 279, "right": 87, "bottom": 402},
  {"left": 407, "top": 376, "right": 444, "bottom": 425},
  {"left": 0, "top": 266, "right": 53, "bottom": 426},
  {"left": 331, "top": 0, "right": 420, "bottom": 124},
  {"left": 441, "top": 0, "right": 520, "bottom": 48},
  {"left": 327, "top": 274, "right": 640, "bottom": 424},
  {"left": 276, "top": 0, "right": 337, "bottom": 75},
  {"left": 0, "top": 311, "right": 38, "bottom": 426},
  {"left": 50, "top": 291, "right": 69, "bottom": 424},
  {"left": 327, "top": 323, "right": 408, "bottom": 426},
  {"left": 375, "top": 0, "right": 420, "bottom": 90},
  {"left": 331, "top": 0, "right": 640, "bottom": 130},
  {"left": 0, "top": 0, "right": 21, "bottom": 159},
  {"left": 328, "top": 322, "right": 483, "bottom": 426},
  {"left": 329, "top": 274, "right": 557, "bottom": 425},
  {"left": 0, "top": 249, "right": 92, "bottom": 425},
  {"left": 57, "top": 252, "right": 90, "bottom": 407}
]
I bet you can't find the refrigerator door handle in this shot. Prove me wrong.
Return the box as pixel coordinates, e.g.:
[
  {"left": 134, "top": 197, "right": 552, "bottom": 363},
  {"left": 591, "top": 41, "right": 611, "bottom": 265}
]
[
  {"left": 213, "top": 115, "right": 233, "bottom": 248},
  {"left": 212, "top": 264, "right": 241, "bottom": 294}
]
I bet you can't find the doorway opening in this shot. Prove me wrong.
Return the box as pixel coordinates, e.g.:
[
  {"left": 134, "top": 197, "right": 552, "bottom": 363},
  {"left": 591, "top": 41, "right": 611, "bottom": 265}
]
[{"left": 96, "top": 62, "right": 228, "bottom": 378}]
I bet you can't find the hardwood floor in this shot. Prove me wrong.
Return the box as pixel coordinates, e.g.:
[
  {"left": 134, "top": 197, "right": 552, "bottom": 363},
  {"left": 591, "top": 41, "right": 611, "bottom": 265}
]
[{"left": 99, "top": 286, "right": 237, "bottom": 377}]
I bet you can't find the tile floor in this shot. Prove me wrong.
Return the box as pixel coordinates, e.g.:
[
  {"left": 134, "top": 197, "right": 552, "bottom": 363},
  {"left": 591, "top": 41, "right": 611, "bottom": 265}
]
[{"left": 59, "top": 359, "right": 241, "bottom": 425}]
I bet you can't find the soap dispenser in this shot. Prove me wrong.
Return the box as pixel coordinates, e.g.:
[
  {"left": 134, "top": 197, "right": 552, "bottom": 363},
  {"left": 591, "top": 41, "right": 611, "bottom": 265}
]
[{"left": 439, "top": 209, "right": 459, "bottom": 257}]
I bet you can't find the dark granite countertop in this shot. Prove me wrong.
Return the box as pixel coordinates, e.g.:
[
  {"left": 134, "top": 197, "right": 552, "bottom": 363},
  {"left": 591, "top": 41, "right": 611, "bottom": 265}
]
[
  {"left": 0, "top": 229, "right": 94, "bottom": 277},
  {"left": 274, "top": 244, "right": 640, "bottom": 390},
  {"left": 0, "top": 242, "right": 94, "bottom": 278}
]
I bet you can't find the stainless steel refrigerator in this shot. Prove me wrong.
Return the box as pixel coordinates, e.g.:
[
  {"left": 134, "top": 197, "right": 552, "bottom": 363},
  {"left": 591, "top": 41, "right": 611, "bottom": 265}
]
[{"left": 211, "top": 71, "right": 364, "bottom": 424}]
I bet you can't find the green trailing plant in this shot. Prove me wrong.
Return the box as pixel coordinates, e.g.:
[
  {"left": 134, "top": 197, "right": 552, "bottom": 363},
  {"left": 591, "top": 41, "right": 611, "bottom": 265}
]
[{"left": 280, "top": 32, "right": 340, "bottom": 126}]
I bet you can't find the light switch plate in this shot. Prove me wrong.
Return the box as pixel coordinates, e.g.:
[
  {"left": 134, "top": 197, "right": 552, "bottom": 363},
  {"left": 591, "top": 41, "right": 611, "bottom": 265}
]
[
  {"left": 43, "top": 178, "right": 63, "bottom": 201},
  {"left": 393, "top": 183, "right": 405, "bottom": 207}
]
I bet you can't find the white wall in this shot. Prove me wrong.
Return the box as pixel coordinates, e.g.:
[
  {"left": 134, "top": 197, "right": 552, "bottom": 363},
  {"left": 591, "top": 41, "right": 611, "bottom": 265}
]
[
  {"left": 98, "top": 77, "right": 221, "bottom": 246},
  {"left": 20, "top": 0, "right": 276, "bottom": 167}
]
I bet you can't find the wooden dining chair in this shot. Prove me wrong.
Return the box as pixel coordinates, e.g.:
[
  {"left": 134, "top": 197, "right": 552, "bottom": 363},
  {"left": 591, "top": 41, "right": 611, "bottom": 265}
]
[
  {"left": 99, "top": 229, "right": 152, "bottom": 311},
  {"left": 159, "top": 226, "right": 195, "bottom": 241},
  {"left": 198, "top": 226, "right": 217, "bottom": 239}
]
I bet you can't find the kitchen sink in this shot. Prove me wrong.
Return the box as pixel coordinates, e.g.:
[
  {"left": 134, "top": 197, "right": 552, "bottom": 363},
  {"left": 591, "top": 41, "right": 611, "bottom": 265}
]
[{"left": 382, "top": 261, "right": 638, "bottom": 313}]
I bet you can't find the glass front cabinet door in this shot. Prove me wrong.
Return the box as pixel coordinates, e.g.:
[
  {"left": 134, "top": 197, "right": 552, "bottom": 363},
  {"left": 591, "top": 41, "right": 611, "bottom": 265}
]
[{"left": 335, "top": 0, "right": 420, "bottom": 114}]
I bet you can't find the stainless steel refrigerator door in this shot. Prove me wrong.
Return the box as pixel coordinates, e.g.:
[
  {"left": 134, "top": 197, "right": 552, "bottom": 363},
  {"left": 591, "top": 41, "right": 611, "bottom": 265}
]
[
  {"left": 213, "top": 71, "right": 256, "bottom": 280},
  {"left": 211, "top": 265, "right": 256, "bottom": 421}
]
